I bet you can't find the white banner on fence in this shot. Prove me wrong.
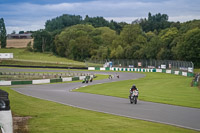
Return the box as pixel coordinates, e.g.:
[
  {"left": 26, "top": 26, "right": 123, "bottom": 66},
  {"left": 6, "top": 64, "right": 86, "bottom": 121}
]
[
  {"left": 156, "top": 69, "right": 162, "bottom": 72},
  {"left": 182, "top": 72, "right": 187, "bottom": 76},
  {"left": 174, "top": 71, "right": 179, "bottom": 75},
  {"left": 62, "top": 77, "right": 72, "bottom": 82},
  {"left": 166, "top": 70, "right": 171, "bottom": 74},
  {"left": 188, "top": 67, "right": 193, "bottom": 73},
  {"left": 88, "top": 67, "right": 95, "bottom": 70},
  {"left": 79, "top": 76, "right": 86, "bottom": 80},
  {"left": 0, "top": 81, "right": 11, "bottom": 86},
  {"left": 0, "top": 53, "right": 13, "bottom": 59},
  {"left": 161, "top": 65, "right": 166, "bottom": 69},
  {"left": 33, "top": 79, "right": 50, "bottom": 84},
  {"left": 100, "top": 67, "right": 105, "bottom": 70}
]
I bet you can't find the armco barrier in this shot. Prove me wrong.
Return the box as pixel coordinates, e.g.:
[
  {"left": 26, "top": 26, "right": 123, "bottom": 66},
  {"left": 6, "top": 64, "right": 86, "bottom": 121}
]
[
  {"left": 50, "top": 78, "right": 62, "bottom": 83},
  {"left": 162, "top": 69, "right": 166, "bottom": 73},
  {"left": 0, "top": 75, "right": 92, "bottom": 86},
  {"left": 88, "top": 67, "right": 194, "bottom": 77},
  {"left": 72, "top": 77, "right": 79, "bottom": 81},
  {"left": 11, "top": 80, "right": 32, "bottom": 85},
  {"left": 95, "top": 67, "right": 100, "bottom": 70},
  {"left": 187, "top": 72, "right": 194, "bottom": 77}
]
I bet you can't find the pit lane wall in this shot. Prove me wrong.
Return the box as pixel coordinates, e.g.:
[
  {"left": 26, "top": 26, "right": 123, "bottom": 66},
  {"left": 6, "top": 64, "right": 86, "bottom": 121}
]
[
  {"left": 0, "top": 75, "right": 93, "bottom": 86},
  {"left": 88, "top": 67, "right": 194, "bottom": 77}
]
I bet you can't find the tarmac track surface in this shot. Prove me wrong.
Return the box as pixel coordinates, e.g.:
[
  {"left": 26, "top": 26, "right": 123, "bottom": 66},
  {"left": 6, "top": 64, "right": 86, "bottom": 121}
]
[{"left": 2, "top": 68, "right": 200, "bottom": 131}]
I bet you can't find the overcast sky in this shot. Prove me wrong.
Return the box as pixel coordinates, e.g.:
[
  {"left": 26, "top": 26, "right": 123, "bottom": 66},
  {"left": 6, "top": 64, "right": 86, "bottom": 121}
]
[{"left": 1, "top": 0, "right": 200, "bottom": 34}]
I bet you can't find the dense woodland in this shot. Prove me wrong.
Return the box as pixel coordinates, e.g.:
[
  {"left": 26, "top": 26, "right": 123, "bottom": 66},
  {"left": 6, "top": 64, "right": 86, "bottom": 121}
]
[{"left": 31, "top": 13, "right": 200, "bottom": 67}]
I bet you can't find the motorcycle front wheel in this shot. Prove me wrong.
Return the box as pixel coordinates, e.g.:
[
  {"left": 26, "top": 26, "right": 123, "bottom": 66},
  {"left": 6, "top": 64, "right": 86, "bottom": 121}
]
[{"left": 134, "top": 97, "right": 137, "bottom": 104}]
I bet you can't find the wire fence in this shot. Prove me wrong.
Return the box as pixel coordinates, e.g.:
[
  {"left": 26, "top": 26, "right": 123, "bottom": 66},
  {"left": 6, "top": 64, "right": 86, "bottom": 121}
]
[{"left": 86, "top": 59, "right": 194, "bottom": 72}]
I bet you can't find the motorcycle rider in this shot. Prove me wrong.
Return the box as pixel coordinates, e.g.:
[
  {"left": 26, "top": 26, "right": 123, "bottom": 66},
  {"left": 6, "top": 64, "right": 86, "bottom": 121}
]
[{"left": 129, "top": 84, "right": 138, "bottom": 98}]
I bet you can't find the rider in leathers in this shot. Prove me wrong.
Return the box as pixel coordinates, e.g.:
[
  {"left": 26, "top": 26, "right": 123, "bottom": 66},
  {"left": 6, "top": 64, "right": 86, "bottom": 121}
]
[{"left": 129, "top": 85, "right": 138, "bottom": 98}]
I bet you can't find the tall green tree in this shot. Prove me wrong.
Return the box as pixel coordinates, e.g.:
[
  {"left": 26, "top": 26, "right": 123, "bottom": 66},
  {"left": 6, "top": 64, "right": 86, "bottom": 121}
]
[
  {"left": 33, "top": 30, "right": 52, "bottom": 52},
  {"left": 55, "top": 24, "right": 95, "bottom": 60},
  {"left": 0, "top": 18, "right": 7, "bottom": 48},
  {"left": 157, "top": 27, "right": 179, "bottom": 59},
  {"left": 173, "top": 28, "right": 200, "bottom": 67},
  {"left": 140, "top": 12, "right": 171, "bottom": 32},
  {"left": 112, "top": 24, "right": 147, "bottom": 59},
  {"left": 55, "top": 24, "right": 117, "bottom": 61},
  {"left": 45, "top": 14, "right": 82, "bottom": 32}
]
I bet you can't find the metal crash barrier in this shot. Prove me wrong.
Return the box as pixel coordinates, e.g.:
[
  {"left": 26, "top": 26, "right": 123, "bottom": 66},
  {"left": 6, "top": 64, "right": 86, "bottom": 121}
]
[{"left": 0, "top": 89, "right": 13, "bottom": 133}]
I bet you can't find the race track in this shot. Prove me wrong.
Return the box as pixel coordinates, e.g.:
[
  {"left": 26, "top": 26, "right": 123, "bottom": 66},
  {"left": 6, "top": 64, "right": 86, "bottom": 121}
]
[{"left": 1, "top": 68, "right": 200, "bottom": 131}]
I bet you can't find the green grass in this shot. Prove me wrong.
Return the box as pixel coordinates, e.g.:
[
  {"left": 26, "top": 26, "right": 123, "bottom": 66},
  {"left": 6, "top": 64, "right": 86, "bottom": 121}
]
[
  {"left": 75, "top": 72, "right": 200, "bottom": 108},
  {"left": 1, "top": 87, "right": 198, "bottom": 133},
  {"left": 0, "top": 48, "right": 86, "bottom": 67},
  {"left": 94, "top": 74, "right": 108, "bottom": 80},
  {"left": 194, "top": 69, "right": 200, "bottom": 73}
]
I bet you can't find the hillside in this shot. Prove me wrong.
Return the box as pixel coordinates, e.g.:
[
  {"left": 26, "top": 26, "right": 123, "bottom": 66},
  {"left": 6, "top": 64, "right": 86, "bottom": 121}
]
[{"left": 0, "top": 48, "right": 86, "bottom": 68}]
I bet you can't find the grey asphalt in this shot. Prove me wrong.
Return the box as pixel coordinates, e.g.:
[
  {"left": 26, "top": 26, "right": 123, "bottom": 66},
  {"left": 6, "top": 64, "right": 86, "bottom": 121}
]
[{"left": 1, "top": 68, "right": 200, "bottom": 131}]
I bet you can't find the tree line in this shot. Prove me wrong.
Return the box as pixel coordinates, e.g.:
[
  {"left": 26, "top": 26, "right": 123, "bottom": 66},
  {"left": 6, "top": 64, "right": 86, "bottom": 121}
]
[{"left": 23, "top": 13, "right": 200, "bottom": 68}]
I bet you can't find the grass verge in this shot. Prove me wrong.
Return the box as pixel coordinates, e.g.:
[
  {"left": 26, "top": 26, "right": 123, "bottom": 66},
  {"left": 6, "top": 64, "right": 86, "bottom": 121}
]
[
  {"left": 75, "top": 72, "right": 200, "bottom": 108},
  {"left": 0, "top": 48, "right": 86, "bottom": 68},
  {"left": 1, "top": 87, "right": 199, "bottom": 133}
]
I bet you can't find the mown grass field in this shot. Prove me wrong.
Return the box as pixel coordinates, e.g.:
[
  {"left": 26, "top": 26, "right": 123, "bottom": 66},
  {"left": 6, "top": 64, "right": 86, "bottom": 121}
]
[
  {"left": 7, "top": 39, "right": 33, "bottom": 48},
  {"left": 75, "top": 72, "right": 200, "bottom": 108},
  {"left": 1, "top": 87, "right": 198, "bottom": 133}
]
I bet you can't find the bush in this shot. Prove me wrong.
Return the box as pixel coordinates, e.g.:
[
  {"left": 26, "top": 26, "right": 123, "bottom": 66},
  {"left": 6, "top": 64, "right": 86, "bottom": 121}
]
[{"left": 26, "top": 41, "right": 33, "bottom": 52}]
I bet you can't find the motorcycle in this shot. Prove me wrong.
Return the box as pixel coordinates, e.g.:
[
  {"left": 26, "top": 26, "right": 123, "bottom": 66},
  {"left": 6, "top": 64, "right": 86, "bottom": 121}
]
[{"left": 129, "top": 90, "right": 138, "bottom": 104}]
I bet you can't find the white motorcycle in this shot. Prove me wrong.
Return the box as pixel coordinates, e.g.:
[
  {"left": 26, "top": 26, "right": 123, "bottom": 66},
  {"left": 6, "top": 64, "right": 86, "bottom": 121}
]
[{"left": 129, "top": 90, "right": 139, "bottom": 104}]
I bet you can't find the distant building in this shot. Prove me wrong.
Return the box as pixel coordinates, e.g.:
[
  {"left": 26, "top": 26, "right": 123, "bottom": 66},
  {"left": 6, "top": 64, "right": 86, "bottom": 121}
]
[{"left": 7, "top": 33, "right": 32, "bottom": 39}]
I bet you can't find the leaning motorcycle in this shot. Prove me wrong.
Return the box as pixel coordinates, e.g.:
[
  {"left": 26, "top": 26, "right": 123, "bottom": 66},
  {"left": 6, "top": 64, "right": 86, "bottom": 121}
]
[{"left": 129, "top": 90, "right": 139, "bottom": 104}]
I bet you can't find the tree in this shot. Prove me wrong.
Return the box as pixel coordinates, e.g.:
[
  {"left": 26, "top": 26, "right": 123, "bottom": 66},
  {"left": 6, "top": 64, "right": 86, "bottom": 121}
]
[
  {"left": 33, "top": 30, "right": 52, "bottom": 52},
  {"left": 83, "top": 15, "right": 110, "bottom": 28},
  {"left": 11, "top": 30, "right": 16, "bottom": 34},
  {"left": 144, "top": 36, "right": 161, "bottom": 59},
  {"left": 115, "top": 45, "right": 124, "bottom": 58},
  {"left": 55, "top": 24, "right": 95, "bottom": 60},
  {"left": 173, "top": 28, "right": 200, "bottom": 67},
  {"left": 45, "top": 14, "right": 83, "bottom": 32},
  {"left": 96, "top": 46, "right": 109, "bottom": 60},
  {"left": 114, "top": 24, "right": 146, "bottom": 59},
  {"left": 140, "top": 12, "right": 171, "bottom": 32},
  {"left": 0, "top": 18, "right": 7, "bottom": 48},
  {"left": 157, "top": 27, "right": 179, "bottom": 59},
  {"left": 19, "top": 31, "right": 24, "bottom": 34}
]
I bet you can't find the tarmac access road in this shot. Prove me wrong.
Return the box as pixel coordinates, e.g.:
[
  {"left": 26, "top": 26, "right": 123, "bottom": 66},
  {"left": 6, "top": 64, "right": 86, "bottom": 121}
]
[{"left": 1, "top": 68, "right": 200, "bottom": 131}]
